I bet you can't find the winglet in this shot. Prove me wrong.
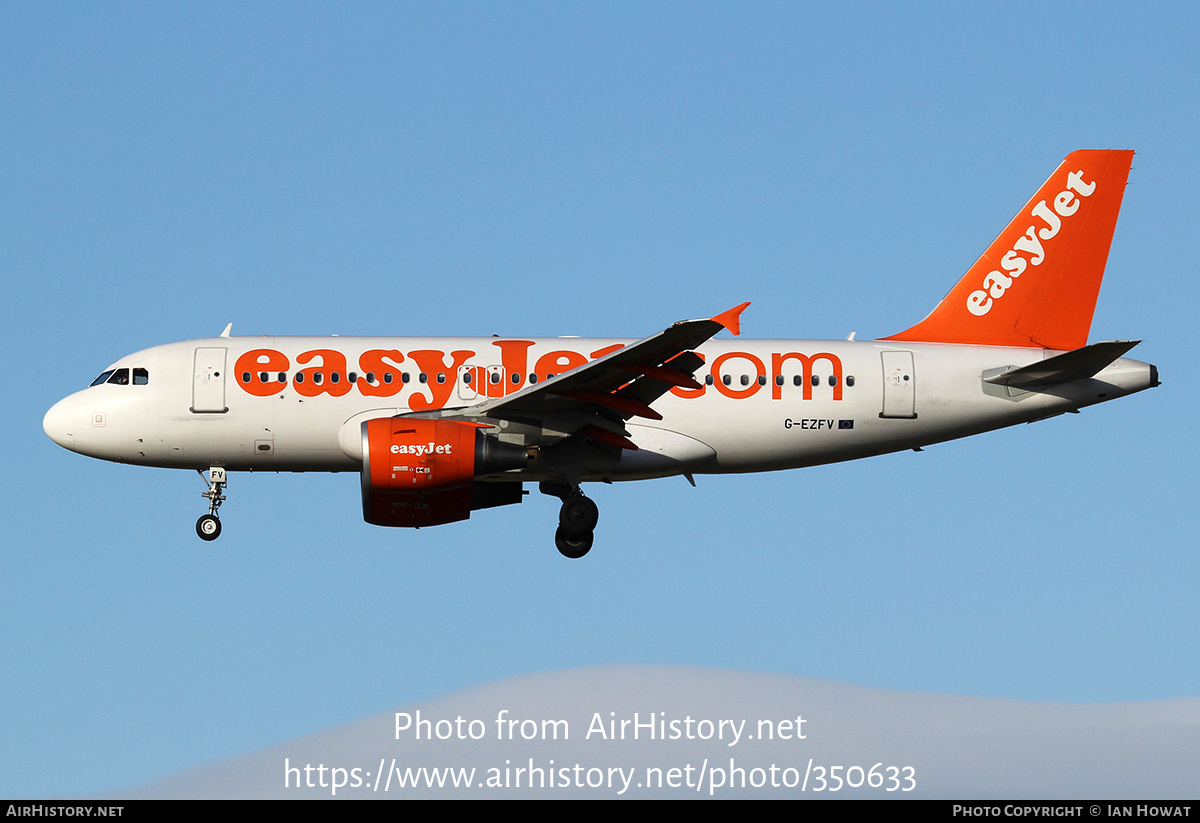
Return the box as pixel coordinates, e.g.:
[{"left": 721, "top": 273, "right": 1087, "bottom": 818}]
[{"left": 711, "top": 302, "right": 751, "bottom": 336}]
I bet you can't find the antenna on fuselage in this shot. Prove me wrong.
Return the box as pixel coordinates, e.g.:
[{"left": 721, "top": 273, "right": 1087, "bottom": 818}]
[{"left": 220, "top": 323, "right": 232, "bottom": 338}]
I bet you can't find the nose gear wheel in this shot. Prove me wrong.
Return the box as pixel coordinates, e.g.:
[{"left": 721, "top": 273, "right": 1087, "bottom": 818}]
[{"left": 196, "top": 468, "right": 227, "bottom": 541}]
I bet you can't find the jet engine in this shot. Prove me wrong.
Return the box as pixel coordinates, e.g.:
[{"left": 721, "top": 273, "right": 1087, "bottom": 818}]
[{"left": 360, "top": 417, "right": 527, "bottom": 528}]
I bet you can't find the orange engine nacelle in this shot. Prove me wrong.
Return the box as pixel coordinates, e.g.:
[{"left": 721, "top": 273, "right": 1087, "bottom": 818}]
[{"left": 360, "top": 417, "right": 526, "bottom": 528}]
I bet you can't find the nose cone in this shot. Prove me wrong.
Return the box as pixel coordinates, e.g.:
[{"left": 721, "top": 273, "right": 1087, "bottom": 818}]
[{"left": 43, "top": 397, "right": 76, "bottom": 451}]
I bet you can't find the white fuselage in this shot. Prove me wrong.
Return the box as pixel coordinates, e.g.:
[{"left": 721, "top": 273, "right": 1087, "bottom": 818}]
[{"left": 42, "top": 335, "right": 1156, "bottom": 482}]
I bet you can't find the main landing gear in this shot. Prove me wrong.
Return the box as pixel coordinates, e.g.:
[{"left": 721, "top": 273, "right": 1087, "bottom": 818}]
[
  {"left": 543, "top": 482, "right": 599, "bottom": 559},
  {"left": 196, "top": 467, "right": 227, "bottom": 541}
]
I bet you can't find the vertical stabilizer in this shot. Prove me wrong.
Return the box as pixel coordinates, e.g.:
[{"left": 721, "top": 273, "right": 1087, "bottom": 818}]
[{"left": 882, "top": 150, "right": 1133, "bottom": 350}]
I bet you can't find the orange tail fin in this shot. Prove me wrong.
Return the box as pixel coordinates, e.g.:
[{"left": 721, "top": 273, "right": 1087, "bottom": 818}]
[{"left": 882, "top": 150, "right": 1133, "bottom": 350}]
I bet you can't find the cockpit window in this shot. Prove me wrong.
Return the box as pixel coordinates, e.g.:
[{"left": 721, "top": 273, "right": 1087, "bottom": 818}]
[{"left": 91, "top": 367, "right": 147, "bottom": 386}]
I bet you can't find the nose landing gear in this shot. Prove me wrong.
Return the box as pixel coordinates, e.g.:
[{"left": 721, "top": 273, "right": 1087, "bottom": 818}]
[{"left": 196, "top": 467, "right": 227, "bottom": 541}]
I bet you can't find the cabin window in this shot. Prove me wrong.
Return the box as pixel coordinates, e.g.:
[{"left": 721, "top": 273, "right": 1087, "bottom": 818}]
[
  {"left": 240, "top": 372, "right": 251, "bottom": 384},
  {"left": 402, "top": 373, "right": 411, "bottom": 384},
  {"left": 793, "top": 375, "right": 802, "bottom": 387},
  {"left": 828, "top": 375, "right": 838, "bottom": 387},
  {"left": 278, "top": 373, "right": 287, "bottom": 383},
  {"left": 366, "top": 373, "right": 376, "bottom": 384},
  {"left": 436, "top": 373, "right": 445, "bottom": 384},
  {"left": 259, "top": 372, "right": 268, "bottom": 383},
  {"left": 740, "top": 375, "right": 750, "bottom": 386},
  {"left": 775, "top": 375, "right": 784, "bottom": 386},
  {"left": 330, "top": 372, "right": 340, "bottom": 384},
  {"left": 846, "top": 375, "right": 855, "bottom": 387},
  {"left": 419, "top": 373, "right": 428, "bottom": 384},
  {"left": 705, "top": 374, "right": 714, "bottom": 386},
  {"left": 529, "top": 374, "right": 538, "bottom": 384},
  {"left": 489, "top": 372, "right": 500, "bottom": 385},
  {"left": 722, "top": 374, "right": 731, "bottom": 386},
  {"left": 757, "top": 375, "right": 767, "bottom": 386},
  {"left": 511, "top": 373, "right": 520, "bottom": 384},
  {"left": 811, "top": 374, "right": 820, "bottom": 387}
]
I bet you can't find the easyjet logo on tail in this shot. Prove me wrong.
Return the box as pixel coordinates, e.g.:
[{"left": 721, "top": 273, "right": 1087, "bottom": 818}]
[{"left": 967, "top": 169, "right": 1096, "bottom": 317}]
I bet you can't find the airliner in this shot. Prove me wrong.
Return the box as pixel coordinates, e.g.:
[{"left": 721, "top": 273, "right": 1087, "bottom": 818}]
[{"left": 43, "top": 150, "right": 1158, "bottom": 557}]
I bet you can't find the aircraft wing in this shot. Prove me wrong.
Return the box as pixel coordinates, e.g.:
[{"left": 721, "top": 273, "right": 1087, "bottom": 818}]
[{"left": 462, "top": 302, "right": 750, "bottom": 450}]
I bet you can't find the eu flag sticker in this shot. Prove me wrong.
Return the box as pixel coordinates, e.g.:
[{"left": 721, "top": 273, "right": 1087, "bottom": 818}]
[{"left": 838, "top": 419, "right": 854, "bottom": 429}]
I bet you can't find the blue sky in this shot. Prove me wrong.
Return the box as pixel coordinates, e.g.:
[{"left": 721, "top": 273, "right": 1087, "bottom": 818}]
[{"left": 2, "top": 2, "right": 1196, "bottom": 796}]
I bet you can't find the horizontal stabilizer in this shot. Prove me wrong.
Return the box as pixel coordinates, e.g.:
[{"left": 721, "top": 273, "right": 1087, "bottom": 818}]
[{"left": 983, "top": 340, "right": 1140, "bottom": 389}]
